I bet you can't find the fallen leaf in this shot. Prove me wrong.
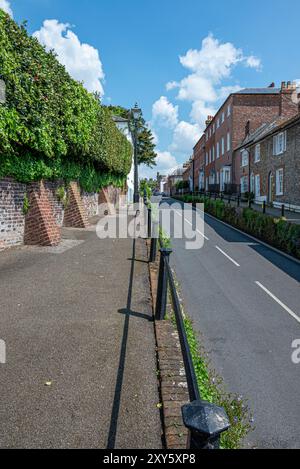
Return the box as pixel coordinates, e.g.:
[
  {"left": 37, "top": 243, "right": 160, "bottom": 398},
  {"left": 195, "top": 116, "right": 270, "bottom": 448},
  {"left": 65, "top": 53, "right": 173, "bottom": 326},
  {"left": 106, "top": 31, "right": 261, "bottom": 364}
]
[{"left": 45, "top": 381, "right": 52, "bottom": 387}]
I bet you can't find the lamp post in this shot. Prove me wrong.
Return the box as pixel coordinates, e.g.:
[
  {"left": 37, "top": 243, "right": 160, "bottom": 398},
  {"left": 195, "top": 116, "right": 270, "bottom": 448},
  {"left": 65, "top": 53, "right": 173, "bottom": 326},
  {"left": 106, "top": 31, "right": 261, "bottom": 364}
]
[{"left": 131, "top": 103, "right": 142, "bottom": 204}]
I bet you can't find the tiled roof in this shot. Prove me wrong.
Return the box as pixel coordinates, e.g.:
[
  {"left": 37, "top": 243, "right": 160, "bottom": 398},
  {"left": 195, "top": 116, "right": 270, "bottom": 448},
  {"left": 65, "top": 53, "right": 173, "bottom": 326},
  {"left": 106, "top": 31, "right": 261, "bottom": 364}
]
[
  {"left": 235, "top": 88, "right": 281, "bottom": 95},
  {"left": 238, "top": 113, "right": 300, "bottom": 149}
]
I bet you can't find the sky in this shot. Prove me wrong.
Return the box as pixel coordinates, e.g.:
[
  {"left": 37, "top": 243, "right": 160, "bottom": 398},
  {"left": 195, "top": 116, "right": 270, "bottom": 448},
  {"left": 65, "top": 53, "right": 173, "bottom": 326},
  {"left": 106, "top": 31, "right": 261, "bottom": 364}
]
[{"left": 1, "top": 0, "right": 300, "bottom": 179}]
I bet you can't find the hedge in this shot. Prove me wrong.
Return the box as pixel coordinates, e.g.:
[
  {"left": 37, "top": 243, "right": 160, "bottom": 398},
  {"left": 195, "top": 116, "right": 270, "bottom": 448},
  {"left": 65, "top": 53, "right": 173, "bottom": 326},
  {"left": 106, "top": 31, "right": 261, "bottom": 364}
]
[
  {"left": 0, "top": 10, "right": 132, "bottom": 191},
  {"left": 174, "top": 195, "right": 300, "bottom": 260}
]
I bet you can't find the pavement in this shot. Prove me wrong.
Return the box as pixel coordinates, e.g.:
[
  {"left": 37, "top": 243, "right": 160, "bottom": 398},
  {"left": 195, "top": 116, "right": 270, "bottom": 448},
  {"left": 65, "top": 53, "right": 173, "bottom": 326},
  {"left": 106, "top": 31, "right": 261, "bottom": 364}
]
[
  {"left": 0, "top": 216, "right": 162, "bottom": 449},
  {"left": 162, "top": 198, "right": 300, "bottom": 449}
]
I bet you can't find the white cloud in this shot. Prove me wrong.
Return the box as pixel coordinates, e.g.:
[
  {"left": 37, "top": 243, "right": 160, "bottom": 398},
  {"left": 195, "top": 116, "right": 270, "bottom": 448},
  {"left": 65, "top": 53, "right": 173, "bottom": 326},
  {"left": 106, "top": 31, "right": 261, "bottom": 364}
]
[
  {"left": 175, "top": 34, "right": 261, "bottom": 105},
  {"left": 0, "top": 0, "right": 13, "bottom": 17},
  {"left": 170, "top": 121, "right": 201, "bottom": 155},
  {"left": 190, "top": 101, "right": 217, "bottom": 127},
  {"left": 156, "top": 150, "right": 178, "bottom": 170},
  {"left": 139, "top": 150, "right": 178, "bottom": 179},
  {"left": 33, "top": 20, "right": 105, "bottom": 95},
  {"left": 246, "top": 56, "right": 262, "bottom": 70},
  {"left": 152, "top": 96, "right": 179, "bottom": 128},
  {"left": 166, "top": 81, "right": 179, "bottom": 91}
]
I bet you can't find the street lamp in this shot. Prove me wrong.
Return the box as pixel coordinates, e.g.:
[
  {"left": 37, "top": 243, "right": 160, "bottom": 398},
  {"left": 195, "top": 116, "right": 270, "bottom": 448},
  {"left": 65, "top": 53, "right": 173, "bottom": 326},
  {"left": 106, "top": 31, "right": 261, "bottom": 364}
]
[{"left": 131, "top": 103, "right": 142, "bottom": 204}]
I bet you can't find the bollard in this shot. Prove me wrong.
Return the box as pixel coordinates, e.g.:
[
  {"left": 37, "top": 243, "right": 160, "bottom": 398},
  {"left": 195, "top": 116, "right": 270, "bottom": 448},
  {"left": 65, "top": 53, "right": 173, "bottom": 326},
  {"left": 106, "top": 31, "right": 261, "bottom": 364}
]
[
  {"left": 281, "top": 204, "right": 285, "bottom": 217},
  {"left": 155, "top": 248, "right": 172, "bottom": 320},
  {"left": 237, "top": 196, "right": 240, "bottom": 207},
  {"left": 147, "top": 206, "right": 152, "bottom": 238},
  {"left": 263, "top": 201, "right": 266, "bottom": 214},
  {"left": 182, "top": 400, "right": 230, "bottom": 450},
  {"left": 248, "top": 199, "right": 252, "bottom": 209},
  {"left": 228, "top": 196, "right": 231, "bottom": 205}
]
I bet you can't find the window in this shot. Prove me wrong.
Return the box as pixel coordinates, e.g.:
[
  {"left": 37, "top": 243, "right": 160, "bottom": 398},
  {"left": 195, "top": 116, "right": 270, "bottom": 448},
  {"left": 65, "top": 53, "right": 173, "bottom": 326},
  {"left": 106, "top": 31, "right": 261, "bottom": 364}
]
[
  {"left": 273, "top": 132, "right": 287, "bottom": 155},
  {"left": 227, "top": 104, "right": 231, "bottom": 117},
  {"left": 276, "top": 168, "right": 284, "bottom": 195},
  {"left": 206, "top": 152, "right": 208, "bottom": 166},
  {"left": 227, "top": 132, "right": 231, "bottom": 152},
  {"left": 241, "top": 150, "right": 249, "bottom": 167},
  {"left": 217, "top": 171, "right": 220, "bottom": 184},
  {"left": 221, "top": 137, "right": 225, "bottom": 155},
  {"left": 221, "top": 112, "right": 225, "bottom": 124},
  {"left": 212, "top": 146, "right": 215, "bottom": 161},
  {"left": 216, "top": 141, "right": 220, "bottom": 159},
  {"left": 213, "top": 123, "right": 215, "bottom": 134},
  {"left": 255, "top": 174, "right": 261, "bottom": 197},
  {"left": 206, "top": 132, "right": 208, "bottom": 142},
  {"left": 254, "top": 144, "right": 261, "bottom": 163},
  {"left": 217, "top": 118, "right": 220, "bottom": 129},
  {"left": 240, "top": 176, "right": 249, "bottom": 194},
  {"left": 209, "top": 149, "right": 212, "bottom": 163}
]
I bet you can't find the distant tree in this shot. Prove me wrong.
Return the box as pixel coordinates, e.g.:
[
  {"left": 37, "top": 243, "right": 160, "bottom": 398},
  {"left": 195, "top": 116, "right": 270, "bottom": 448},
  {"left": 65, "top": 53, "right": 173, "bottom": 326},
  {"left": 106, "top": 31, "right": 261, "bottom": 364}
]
[{"left": 107, "top": 105, "right": 157, "bottom": 168}]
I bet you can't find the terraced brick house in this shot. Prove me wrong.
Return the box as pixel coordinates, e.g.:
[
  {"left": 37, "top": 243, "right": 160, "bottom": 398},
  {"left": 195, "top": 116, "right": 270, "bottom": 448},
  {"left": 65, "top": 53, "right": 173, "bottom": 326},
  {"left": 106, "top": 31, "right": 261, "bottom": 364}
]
[
  {"left": 192, "top": 81, "right": 299, "bottom": 194},
  {"left": 235, "top": 113, "right": 300, "bottom": 211}
]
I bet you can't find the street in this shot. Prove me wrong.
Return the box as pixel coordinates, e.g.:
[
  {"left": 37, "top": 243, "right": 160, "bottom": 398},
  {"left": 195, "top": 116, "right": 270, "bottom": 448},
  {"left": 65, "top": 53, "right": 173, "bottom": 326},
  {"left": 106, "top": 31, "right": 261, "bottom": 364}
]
[{"left": 163, "top": 198, "right": 300, "bottom": 449}]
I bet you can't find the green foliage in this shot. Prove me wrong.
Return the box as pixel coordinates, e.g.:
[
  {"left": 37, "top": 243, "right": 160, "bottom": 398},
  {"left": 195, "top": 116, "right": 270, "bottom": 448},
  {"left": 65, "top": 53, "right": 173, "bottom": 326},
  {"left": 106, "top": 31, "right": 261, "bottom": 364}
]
[
  {"left": 107, "top": 105, "right": 157, "bottom": 167},
  {"left": 174, "top": 195, "right": 300, "bottom": 259},
  {"left": 22, "top": 193, "right": 30, "bottom": 215},
  {"left": 55, "top": 185, "right": 69, "bottom": 208},
  {"left": 176, "top": 180, "right": 189, "bottom": 190},
  {"left": 0, "top": 11, "right": 132, "bottom": 187}
]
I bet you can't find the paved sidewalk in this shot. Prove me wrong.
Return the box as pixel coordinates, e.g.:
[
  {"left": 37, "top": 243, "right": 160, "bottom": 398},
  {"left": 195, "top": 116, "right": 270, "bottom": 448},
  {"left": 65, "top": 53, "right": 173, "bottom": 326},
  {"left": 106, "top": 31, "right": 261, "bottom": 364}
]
[{"left": 0, "top": 217, "right": 162, "bottom": 448}]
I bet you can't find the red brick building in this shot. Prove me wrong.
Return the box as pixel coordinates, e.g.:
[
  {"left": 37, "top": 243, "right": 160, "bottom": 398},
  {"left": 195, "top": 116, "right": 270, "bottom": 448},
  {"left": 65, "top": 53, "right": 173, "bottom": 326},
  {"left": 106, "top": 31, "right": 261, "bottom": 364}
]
[
  {"left": 235, "top": 113, "right": 300, "bottom": 210},
  {"left": 192, "top": 81, "right": 298, "bottom": 193}
]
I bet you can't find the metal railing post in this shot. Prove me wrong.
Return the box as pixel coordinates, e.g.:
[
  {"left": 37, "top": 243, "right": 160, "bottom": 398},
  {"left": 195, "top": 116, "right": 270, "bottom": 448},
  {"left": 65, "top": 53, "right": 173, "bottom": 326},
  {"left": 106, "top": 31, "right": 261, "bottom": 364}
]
[
  {"left": 263, "top": 201, "right": 266, "bottom": 214},
  {"left": 281, "top": 204, "right": 285, "bottom": 217},
  {"left": 155, "top": 248, "right": 172, "bottom": 321},
  {"left": 182, "top": 401, "right": 230, "bottom": 449},
  {"left": 150, "top": 220, "right": 159, "bottom": 263},
  {"left": 237, "top": 196, "right": 240, "bottom": 207},
  {"left": 147, "top": 206, "right": 152, "bottom": 238}
]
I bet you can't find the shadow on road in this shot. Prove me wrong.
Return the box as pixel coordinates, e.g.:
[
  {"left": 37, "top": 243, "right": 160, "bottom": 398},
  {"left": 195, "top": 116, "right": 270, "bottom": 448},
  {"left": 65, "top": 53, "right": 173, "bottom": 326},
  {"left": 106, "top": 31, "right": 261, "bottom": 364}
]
[{"left": 165, "top": 198, "right": 300, "bottom": 284}]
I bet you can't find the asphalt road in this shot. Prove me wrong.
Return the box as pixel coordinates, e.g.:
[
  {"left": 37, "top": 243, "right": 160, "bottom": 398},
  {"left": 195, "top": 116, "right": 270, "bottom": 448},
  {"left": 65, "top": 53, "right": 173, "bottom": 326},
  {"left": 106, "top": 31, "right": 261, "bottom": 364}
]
[{"left": 162, "top": 198, "right": 300, "bottom": 449}]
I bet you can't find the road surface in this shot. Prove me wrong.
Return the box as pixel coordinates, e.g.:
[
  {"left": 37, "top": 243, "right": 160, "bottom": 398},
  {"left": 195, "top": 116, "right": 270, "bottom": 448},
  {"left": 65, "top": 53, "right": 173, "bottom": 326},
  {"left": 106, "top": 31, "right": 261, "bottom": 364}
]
[{"left": 162, "top": 198, "right": 300, "bottom": 449}]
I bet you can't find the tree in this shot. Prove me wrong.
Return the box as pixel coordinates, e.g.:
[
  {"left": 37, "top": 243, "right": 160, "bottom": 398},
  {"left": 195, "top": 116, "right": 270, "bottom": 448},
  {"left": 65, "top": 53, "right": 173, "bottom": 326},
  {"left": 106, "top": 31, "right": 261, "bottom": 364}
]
[{"left": 107, "top": 105, "right": 157, "bottom": 168}]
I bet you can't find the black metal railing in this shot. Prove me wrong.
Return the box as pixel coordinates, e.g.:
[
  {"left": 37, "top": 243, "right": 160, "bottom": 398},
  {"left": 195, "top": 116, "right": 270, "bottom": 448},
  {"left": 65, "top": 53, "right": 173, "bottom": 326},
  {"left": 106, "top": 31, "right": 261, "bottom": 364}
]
[
  {"left": 154, "top": 246, "right": 230, "bottom": 449},
  {"left": 145, "top": 200, "right": 230, "bottom": 449}
]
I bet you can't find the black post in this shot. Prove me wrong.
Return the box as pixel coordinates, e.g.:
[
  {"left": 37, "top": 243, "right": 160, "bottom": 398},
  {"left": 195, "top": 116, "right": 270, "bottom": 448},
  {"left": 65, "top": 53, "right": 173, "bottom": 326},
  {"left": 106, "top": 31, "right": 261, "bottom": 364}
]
[
  {"left": 147, "top": 206, "right": 152, "bottom": 238},
  {"left": 281, "top": 204, "right": 285, "bottom": 217},
  {"left": 150, "top": 220, "right": 159, "bottom": 263},
  {"left": 228, "top": 196, "right": 231, "bottom": 205},
  {"left": 248, "top": 198, "right": 252, "bottom": 209},
  {"left": 263, "top": 201, "right": 266, "bottom": 214},
  {"left": 237, "top": 196, "right": 240, "bottom": 207},
  {"left": 155, "top": 248, "right": 172, "bottom": 321},
  {"left": 182, "top": 401, "right": 230, "bottom": 450}
]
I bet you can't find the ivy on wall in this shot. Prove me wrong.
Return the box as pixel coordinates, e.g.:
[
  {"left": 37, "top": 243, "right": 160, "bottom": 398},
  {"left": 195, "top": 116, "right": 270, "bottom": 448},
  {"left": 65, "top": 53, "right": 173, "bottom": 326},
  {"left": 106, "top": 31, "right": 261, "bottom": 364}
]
[{"left": 0, "top": 10, "right": 132, "bottom": 192}]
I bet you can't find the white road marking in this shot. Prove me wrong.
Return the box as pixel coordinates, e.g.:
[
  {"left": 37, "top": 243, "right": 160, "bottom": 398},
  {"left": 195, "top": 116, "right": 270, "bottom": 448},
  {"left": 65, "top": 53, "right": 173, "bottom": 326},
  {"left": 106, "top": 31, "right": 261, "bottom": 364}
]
[
  {"left": 215, "top": 246, "right": 240, "bottom": 267},
  {"left": 175, "top": 210, "right": 209, "bottom": 241},
  {"left": 255, "top": 281, "right": 300, "bottom": 324}
]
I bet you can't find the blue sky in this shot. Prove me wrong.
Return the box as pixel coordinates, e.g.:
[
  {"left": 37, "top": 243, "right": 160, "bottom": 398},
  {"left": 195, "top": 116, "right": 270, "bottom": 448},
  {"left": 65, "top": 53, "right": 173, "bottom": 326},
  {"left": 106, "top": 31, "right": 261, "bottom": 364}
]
[{"left": 2, "top": 0, "right": 300, "bottom": 178}]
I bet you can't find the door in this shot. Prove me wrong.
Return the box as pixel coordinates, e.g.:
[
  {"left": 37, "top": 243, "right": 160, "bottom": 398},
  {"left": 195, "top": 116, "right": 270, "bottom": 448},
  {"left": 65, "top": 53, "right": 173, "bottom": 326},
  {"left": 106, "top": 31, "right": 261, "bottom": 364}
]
[{"left": 268, "top": 172, "right": 273, "bottom": 203}]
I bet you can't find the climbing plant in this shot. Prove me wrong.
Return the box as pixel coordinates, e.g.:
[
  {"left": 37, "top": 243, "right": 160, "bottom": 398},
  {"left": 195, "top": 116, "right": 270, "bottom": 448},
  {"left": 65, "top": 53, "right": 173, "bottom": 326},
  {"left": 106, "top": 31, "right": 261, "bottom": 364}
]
[{"left": 0, "top": 10, "right": 132, "bottom": 191}]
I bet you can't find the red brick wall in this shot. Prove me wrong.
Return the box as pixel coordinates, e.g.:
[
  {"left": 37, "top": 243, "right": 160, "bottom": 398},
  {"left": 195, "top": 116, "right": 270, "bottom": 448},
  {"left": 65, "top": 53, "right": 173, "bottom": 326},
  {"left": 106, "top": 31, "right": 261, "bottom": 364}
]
[
  {"left": 24, "top": 181, "right": 61, "bottom": 246},
  {"left": 64, "top": 182, "right": 89, "bottom": 228}
]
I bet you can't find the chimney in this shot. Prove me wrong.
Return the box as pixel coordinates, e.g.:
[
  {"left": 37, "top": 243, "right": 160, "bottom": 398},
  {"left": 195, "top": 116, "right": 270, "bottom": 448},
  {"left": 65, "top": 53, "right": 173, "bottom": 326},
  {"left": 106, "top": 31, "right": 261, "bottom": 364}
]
[
  {"left": 268, "top": 82, "right": 275, "bottom": 88},
  {"left": 205, "top": 115, "right": 213, "bottom": 127},
  {"left": 280, "top": 80, "right": 298, "bottom": 117}
]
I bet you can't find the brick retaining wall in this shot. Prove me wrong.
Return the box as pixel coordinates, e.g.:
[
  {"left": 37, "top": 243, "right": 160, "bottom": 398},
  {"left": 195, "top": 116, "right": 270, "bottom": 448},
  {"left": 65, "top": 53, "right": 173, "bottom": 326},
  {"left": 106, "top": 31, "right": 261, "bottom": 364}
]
[{"left": 0, "top": 178, "right": 27, "bottom": 249}]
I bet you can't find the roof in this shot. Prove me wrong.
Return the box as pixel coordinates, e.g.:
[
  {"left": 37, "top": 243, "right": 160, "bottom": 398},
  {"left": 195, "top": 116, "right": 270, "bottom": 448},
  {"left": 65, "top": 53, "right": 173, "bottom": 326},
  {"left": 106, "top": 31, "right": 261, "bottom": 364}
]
[
  {"left": 168, "top": 166, "right": 184, "bottom": 177},
  {"left": 237, "top": 113, "right": 300, "bottom": 150},
  {"left": 235, "top": 88, "right": 280, "bottom": 95},
  {"left": 112, "top": 115, "right": 129, "bottom": 122}
]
